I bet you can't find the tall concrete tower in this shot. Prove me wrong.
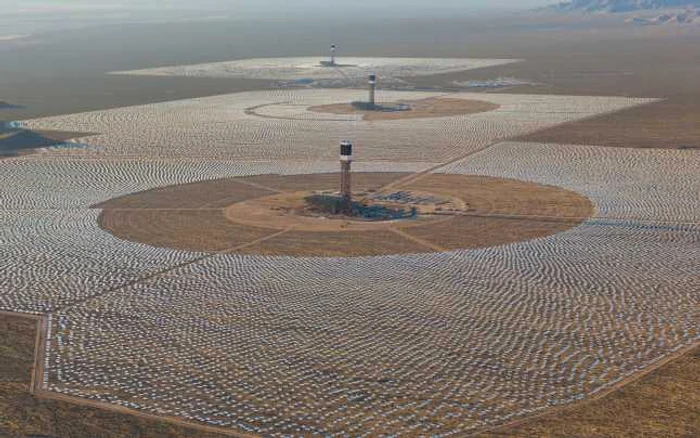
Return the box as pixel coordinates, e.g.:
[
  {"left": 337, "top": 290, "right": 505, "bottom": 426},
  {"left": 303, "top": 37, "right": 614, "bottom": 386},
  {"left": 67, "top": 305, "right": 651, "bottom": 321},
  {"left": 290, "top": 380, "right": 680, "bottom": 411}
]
[
  {"left": 340, "top": 140, "right": 353, "bottom": 212},
  {"left": 368, "top": 73, "right": 377, "bottom": 108},
  {"left": 330, "top": 44, "right": 337, "bottom": 66}
]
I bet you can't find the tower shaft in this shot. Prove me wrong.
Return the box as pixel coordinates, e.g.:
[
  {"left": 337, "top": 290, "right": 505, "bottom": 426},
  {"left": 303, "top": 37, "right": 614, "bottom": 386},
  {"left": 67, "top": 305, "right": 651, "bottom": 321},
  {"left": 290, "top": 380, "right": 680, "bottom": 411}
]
[
  {"left": 368, "top": 73, "right": 377, "bottom": 108},
  {"left": 339, "top": 140, "right": 353, "bottom": 213},
  {"left": 340, "top": 161, "right": 352, "bottom": 205}
]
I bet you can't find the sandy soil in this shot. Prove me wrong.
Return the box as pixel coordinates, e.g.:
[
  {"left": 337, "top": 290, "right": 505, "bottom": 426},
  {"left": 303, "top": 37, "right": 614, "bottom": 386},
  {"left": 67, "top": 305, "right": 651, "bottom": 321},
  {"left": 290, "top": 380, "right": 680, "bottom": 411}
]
[
  {"left": 431, "top": 30, "right": 700, "bottom": 150},
  {"left": 405, "top": 174, "right": 593, "bottom": 218},
  {"left": 96, "top": 173, "right": 593, "bottom": 256},
  {"left": 308, "top": 98, "right": 500, "bottom": 121},
  {"left": 236, "top": 229, "right": 430, "bottom": 257},
  {"left": 99, "top": 210, "right": 277, "bottom": 253},
  {"left": 94, "top": 178, "right": 276, "bottom": 210},
  {"left": 517, "top": 99, "right": 700, "bottom": 150}
]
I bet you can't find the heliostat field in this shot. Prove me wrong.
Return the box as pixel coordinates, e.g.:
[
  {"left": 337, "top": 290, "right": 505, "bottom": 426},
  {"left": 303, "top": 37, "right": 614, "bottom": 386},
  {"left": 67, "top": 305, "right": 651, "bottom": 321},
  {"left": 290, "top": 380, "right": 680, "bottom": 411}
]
[{"left": 2, "top": 62, "right": 698, "bottom": 436}]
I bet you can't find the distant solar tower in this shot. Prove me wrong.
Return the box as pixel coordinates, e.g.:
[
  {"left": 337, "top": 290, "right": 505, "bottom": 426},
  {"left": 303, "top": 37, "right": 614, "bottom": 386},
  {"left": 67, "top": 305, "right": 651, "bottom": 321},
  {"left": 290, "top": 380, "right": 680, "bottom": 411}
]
[
  {"left": 340, "top": 140, "right": 353, "bottom": 212},
  {"left": 330, "top": 44, "right": 337, "bottom": 66},
  {"left": 368, "top": 73, "right": 377, "bottom": 108}
]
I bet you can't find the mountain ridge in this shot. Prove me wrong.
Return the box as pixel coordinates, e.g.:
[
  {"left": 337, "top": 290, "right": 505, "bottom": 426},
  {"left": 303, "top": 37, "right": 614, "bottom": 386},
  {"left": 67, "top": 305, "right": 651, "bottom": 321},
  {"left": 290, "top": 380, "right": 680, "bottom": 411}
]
[{"left": 551, "top": 1, "right": 700, "bottom": 12}]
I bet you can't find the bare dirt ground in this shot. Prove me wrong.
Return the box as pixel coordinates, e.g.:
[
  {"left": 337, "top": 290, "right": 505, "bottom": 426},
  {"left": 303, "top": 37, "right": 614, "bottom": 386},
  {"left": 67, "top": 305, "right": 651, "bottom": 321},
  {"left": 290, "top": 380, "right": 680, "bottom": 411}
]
[
  {"left": 482, "top": 341, "right": 700, "bottom": 437},
  {"left": 517, "top": 99, "right": 700, "bottom": 150},
  {"left": 432, "top": 28, "right": 700, "bottom": 150},
  {"left": 237, "top": 228, "right": 430, "bottom": 256},
  {"left": 404, "top": 174, "right": 593, "bottom": 218},
  {"left": 308, "top": 97, "right": 499, "bottom": 121},
  {"left": 0, "top": 312, "right": 229, "bottom": 438},
  {"left": 96, "top": 173, "right": 593, "bottom": 256}
]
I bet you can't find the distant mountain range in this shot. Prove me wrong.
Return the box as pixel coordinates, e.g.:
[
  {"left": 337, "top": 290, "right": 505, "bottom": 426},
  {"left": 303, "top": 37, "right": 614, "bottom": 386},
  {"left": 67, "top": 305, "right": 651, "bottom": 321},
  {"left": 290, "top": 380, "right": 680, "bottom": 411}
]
[
  {"left": 551, "top": 1, "right": 700, "bottom": 12},
  {"left": 549, "top": 1, "right": 700, "bottom": 24}
]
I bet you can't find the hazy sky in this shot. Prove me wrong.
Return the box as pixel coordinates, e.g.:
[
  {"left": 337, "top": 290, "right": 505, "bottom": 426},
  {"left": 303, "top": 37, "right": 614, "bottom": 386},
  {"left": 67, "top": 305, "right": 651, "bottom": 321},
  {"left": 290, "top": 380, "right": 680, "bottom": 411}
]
[
  {"left": 1, "top": 0, "right": 552, "bottom": 14},
  {"left": 0, "top": 0, "right": 554, "bottom": 36}
]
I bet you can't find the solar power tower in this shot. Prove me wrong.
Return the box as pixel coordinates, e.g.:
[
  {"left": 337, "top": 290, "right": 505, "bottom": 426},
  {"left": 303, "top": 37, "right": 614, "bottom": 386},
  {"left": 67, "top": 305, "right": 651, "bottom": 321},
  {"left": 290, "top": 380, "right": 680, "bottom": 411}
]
[
  {"left": 368, "top": 73, "right": 377, "bottom": 108},
  {"left": 339, "top": 140, "right": 353, "bottom": 212}
]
